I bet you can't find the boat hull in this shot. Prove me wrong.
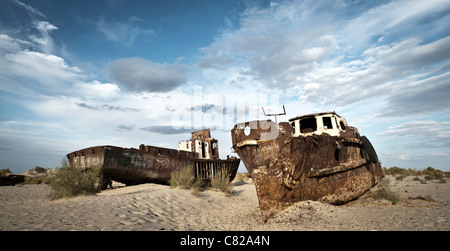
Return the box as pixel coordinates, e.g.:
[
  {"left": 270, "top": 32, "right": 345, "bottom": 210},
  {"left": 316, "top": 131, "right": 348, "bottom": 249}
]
[
  {"left": 231, "top": 120, "right": 382, "bottom": 221},
  {"left": 67, "top": 145, "right": 240, "bottom": 189}
]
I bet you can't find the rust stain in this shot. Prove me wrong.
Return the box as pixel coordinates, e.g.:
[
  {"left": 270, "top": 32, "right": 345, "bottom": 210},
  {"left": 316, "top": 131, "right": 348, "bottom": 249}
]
[
  {"left": 67, "top": 129, "right": 240, "bottom": 190},
  {"left": 231, "top": 111, "right": 382, "bottom": 221}
]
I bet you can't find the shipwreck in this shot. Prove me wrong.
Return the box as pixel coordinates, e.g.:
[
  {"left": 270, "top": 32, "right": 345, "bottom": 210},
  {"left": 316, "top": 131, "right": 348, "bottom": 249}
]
[
  {"left": 231, "top": 110, "right": 382, "bottom": 221},
  {"left": 67, "top": 129, "right": 240, "bottom": 189}
]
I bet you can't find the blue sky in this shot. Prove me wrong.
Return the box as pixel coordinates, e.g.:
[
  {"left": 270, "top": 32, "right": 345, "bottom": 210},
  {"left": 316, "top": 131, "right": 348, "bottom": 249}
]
[{"left": 1, "top": 0, "right": 450, "bottom": 173}]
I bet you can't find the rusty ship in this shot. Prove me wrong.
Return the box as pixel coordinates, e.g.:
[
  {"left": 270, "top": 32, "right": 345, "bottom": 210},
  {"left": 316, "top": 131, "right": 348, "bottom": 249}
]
[
  {"left": 67, "top": 129, "right": 240, "bottom": 189},
  {"left": 231, "top": 111, "right": 382, "bottom": 221}
]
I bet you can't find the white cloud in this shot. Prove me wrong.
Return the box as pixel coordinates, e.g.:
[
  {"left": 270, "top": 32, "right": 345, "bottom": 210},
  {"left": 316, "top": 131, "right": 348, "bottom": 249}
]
[
  {"left": 381, "top": 71, "right": 450, "bottom": 117},
  {"left": 73, "top": 81, "right": 121, "bottom": 100},
  {"left": 375, "top": 119, "right": 450, "bottom": 169},
  {"left": 0, "top": 28, "right": 84, "bottom": 96},
  {"left": 29, "top": 21, "right": 59, "bottom": 54},
  {"left": 196, "top": 0, "right": 450, "bottom": 118},
  {"left": 378, "top": 120, "right": 450, "bottom": 150},
  {"left": 12, "top": 0, "right": 46, "bottom": 18},
  {"left": 0, "top": 33, "right": 125, "bottom": 101},
  {"left": 377, "top": 36, "right": 450, "bottom": 71},
  {"left": 197, "top": 1, "right": 338, "bottom": 89},
  {"left": 339, "top": 0, "right": 450, "bottom": 51},
  {"left": 96, "top": 16, "right": 154, "bottom": 47},
  {"left": 1, "top": 49, "right": 82, "bottom": 94},
  {"left": 378, "top": 120, "right": 450, "bottom": 139},
  {"left": 0, "top": 34, "right": 30, "bottom": 52},
  {"left": 296, "top": 34, "right": 450, "bottom": 113}
]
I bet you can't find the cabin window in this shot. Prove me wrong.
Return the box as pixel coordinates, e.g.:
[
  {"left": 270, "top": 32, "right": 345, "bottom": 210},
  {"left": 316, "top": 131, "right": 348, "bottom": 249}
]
[
  {"left": 291, "top": 122, "right": 296, "bottom": 134},
  {"left": 300, "top": 117, "right": 317, "bottom": 133},
  {"left": 340, "top": 121, "right": 346, "bottom": 130},
  {"left": 201, "top": 142, "right": 206, "bottom": 158},
  {"left": 211, "top": 142, "right": 217, "bottom": 156},
  {"left": 323, "top": 117, "right": 333, "bottom": 129}
]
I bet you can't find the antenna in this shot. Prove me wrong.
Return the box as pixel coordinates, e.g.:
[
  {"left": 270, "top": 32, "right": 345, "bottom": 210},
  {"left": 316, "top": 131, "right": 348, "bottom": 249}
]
[{"left": 262, "top": 105, "right": 286, "bottom": 123}]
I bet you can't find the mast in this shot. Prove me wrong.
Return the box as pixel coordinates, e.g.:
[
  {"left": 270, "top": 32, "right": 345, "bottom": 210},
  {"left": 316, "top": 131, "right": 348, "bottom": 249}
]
[{"left": 262, "top": 105, "right": 286, "bottom": 123}]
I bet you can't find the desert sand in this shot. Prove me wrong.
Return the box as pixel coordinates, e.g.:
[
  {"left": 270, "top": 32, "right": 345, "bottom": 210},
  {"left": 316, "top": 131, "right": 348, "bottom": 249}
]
[{"left": 0, "top": 175, "right": 449, "bottom": 231}]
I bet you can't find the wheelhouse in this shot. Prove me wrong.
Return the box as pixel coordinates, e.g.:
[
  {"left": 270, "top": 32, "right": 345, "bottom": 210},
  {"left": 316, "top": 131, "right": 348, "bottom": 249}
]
[{"left": 289, "top": 112, "right": 348, "bottom": 137}]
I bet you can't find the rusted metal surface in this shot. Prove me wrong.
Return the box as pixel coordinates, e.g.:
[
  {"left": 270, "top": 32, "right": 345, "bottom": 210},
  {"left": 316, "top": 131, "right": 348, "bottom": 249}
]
[
  {"left": 231, "top": 113, "right": 382, "bottom": 222},
  {"left": 67, "top": 129, "right": 240, "bottom": 189}
]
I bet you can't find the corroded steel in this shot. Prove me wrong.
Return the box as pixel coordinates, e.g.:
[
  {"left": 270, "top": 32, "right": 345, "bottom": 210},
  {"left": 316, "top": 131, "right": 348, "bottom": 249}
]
[
  {"left": 67, "top": 129, "right": 240, "bottom": 189},
  {"left": 231, "top": 115, "right": 382, "bottom": 222}
]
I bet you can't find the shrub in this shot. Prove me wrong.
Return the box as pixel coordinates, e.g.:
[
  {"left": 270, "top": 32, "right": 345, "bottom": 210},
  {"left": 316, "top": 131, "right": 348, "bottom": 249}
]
[
  {"left": 211, "top": 169, "right": 233, "bottom": 195},
  {"left": 32, "top": 166, "right": 47, "bottom": 174},
  {"left": 23, "top": 175, "right": 51, "bottom": 184},
  {"left": 169, "top": 166, "right": 195, "bottom": 189},
  {"left": 234, "top": 173, "right": 250, "bottom": 182},
  {"left": 374, "top": 176, "right": 400, "bottom": 204},
  {"left": 383, "top": 166, "right": 405, "bottom": 176},
  {"left": 170, "top": 166, "right": 234, "bottom": 195},
  {"left": 374, "top": 187, "right": 400, "bottom": 204},
  {"left": 49, "top": 159, "right": 101, "bottom": 200},
  {"left": 422, "top": 166, "right": 444, "bottom": 180},
  {"left": 190, "top": 179, "right": 206, "bottom": 197},
  {"left": 170, "top": 166, "right": 209, "bottom": 196},
  {"left": 0, "top": 168, "right": 11, "bottom": 178},
  {"left": 383, "top": 166, "right": 447, "bottom": 179}
]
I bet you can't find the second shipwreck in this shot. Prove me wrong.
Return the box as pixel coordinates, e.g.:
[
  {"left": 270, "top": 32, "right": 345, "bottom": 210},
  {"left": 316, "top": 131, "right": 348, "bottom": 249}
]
[{"left": 67, "top": 129, "right": 240, "bottom": 189}]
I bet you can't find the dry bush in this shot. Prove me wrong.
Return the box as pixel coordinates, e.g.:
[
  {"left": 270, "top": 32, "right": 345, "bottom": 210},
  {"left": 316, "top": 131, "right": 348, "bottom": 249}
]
[
  {"left": 169, "top": 166, "right": 195, "bottom": 189},
  {"left": 373, "top": 177, "right": 400, "bottom": 204},
  {"left": 49, "top": 159, "right": 101, "bottom": 200},
  {"left": 234, "top": 173, "right": 250, "bottom": 182},
  {"left": 211, "top": 169, "right": 233, "bottom": 195}
]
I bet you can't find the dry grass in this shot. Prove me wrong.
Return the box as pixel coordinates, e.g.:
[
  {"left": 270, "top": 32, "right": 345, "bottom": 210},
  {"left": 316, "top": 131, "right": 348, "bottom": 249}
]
[
  {"left": 373, "top": 177, "right": 400, "bottom": 204},
  {"left": 210, "top": 169, "right": 233, "bottom": 195},
  {"left": 169, "top": 166, "right": 208, "bottom": 196},
  {"left": 383, "top": 166, "right": 448, "bottom": 179},
  {"left": 169, "top": 166, "right": 233, "bottom": 196},
  {"left": 169, "top": 166, "right": 196, "bottom": 189},
  {"left": 234, "top": 172, "right": 251, "bottom": 182},
  {"left": 49, "top": 159, "right": 101, "bottom": 200},
  {"left": 408, "top": 195, "right": 435, "bottom": 202},
  {"left": 0, "top": 168, "right": 12, "bottom": 178}
]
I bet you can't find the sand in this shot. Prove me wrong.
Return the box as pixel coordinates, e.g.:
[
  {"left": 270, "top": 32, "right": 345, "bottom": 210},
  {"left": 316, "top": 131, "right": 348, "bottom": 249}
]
[{"left": 0, "top": 175, "right": 449, "bottom": 231}]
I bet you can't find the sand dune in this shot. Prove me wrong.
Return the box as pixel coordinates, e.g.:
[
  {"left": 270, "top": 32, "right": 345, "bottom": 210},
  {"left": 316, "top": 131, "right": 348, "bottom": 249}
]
[{"left": 0, "top": 176, "right": 449, "bottom": 231}]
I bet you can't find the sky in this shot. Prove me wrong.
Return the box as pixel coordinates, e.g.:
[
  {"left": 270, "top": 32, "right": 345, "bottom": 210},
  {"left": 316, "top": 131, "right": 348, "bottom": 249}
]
[{"left": 1, "top": 0, "right": 450, "bottom": 173}]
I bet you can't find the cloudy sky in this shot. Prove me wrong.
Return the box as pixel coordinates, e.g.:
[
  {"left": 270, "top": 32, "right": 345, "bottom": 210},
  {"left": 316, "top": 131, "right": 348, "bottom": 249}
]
[{"left": 1, "top": 0, "right": 450, "bottom": 173}]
